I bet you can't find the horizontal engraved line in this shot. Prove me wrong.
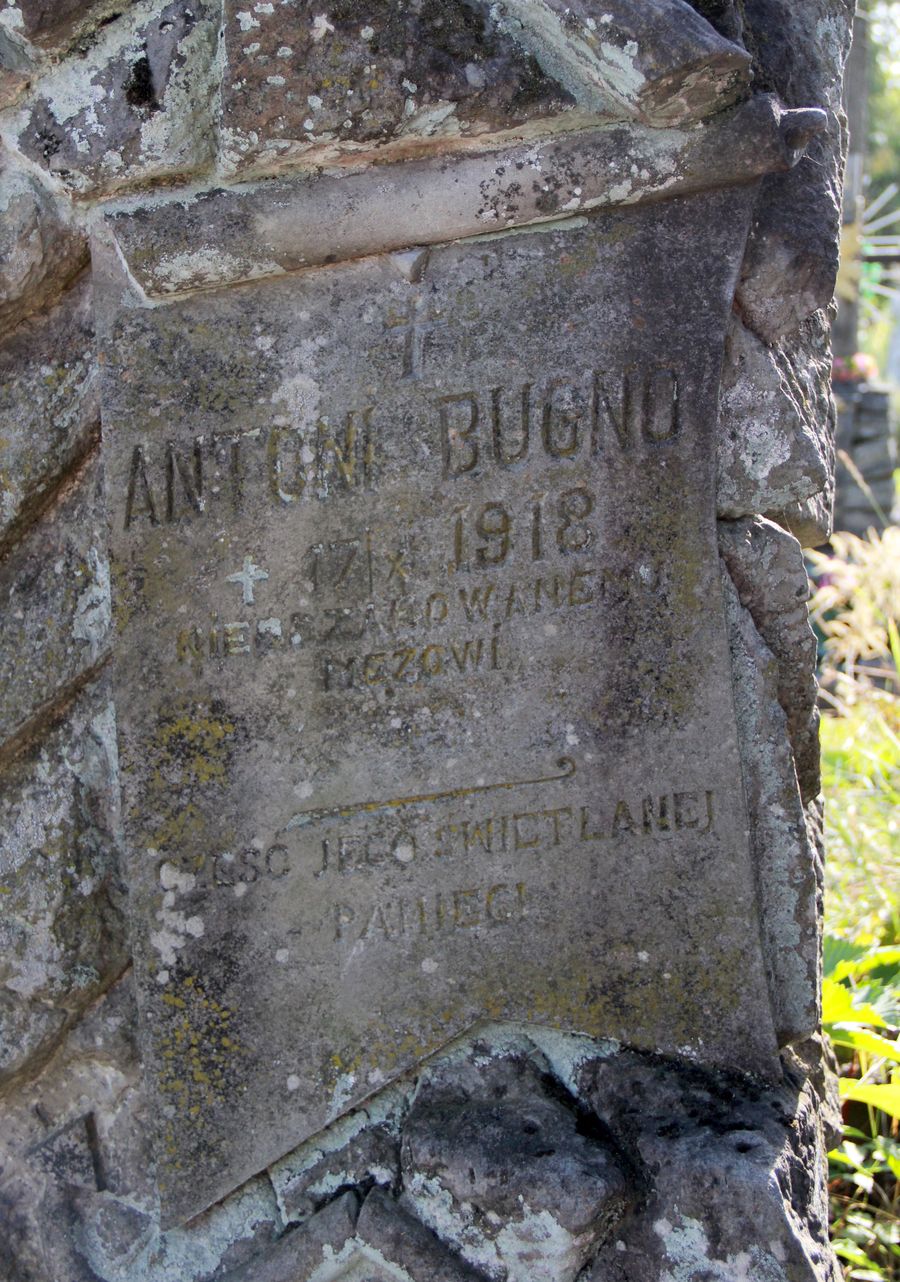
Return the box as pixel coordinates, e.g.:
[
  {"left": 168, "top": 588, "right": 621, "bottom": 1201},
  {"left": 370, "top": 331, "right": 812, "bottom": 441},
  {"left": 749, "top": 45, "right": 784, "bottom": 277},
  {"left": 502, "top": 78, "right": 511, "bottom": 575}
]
[{"left": 285, "top": 756, "right": 577, "bottom": 830}]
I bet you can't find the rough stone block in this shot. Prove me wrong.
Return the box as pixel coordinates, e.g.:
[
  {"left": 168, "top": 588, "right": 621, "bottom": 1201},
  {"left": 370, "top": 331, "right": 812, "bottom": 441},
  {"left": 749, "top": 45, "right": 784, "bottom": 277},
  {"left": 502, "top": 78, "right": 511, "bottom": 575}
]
[
  {"left": 11, "top": 0, "right": 124, "bottom": 46},
  {"left": 0, "top": 453, "right": 109, "bottom": 747},
  {"left": 270, "top": 1100, "right": 403, "bottom": 1223},
  {"left": 0, "top": 677, "right": 126, "bottom": 1086},
  {"left": 356, "top": 1187, "right": 486, "bottom": 1281},
  {"left": 0, "top": 976, "right": 149, "bottom": 1282},
  {"left": 12, "top": 1, "right": 219, "bottom": 198},
  {"left": 494, "top": 0, "right": 751, "bottom": 124},
  {"left": 218, "top": 1191, "right": 359, "bottom": 1282},
  {"left": 685, "top": 0, "right": 744, "bottom": 41},
  {"left": 768, "top": 486, "right": 834, "bottom": 549},
  {"left": 0, "top": 161, "right": 87, "bottom": 339},
  {"left": 736, "top": 0, "right": 854, "bottom": 342},
  {"left": 583, "top": 1050, "right": 839, "bottom": 1282},
  {"left": 0, "top": 273, "right": 98, "bottom": 551},
  {"left": 220, "top": 0, "right": 573, "bottom": 177},
  {"left": 401, "top": 1051, "right": 632, "bottom": 1281},
  {"left": 718, "top": 516, "right": 821, "bottom": 803},
  {"left": 720, "top": 571, "right": 820, "bottom": 1045},
  {"left": 96, "top": 185, "right": 785, "bottom": 1224},
  {"left": 717, "top": 312, "right": 834, "bottom": 521}
]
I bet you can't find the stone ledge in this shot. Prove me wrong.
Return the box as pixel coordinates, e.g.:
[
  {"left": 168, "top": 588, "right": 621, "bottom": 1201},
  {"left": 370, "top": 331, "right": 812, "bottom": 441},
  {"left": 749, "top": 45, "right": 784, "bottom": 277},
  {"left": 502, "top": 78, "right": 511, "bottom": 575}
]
[{"left": 101, "top": 95, "right": 823, "bottom": 299}]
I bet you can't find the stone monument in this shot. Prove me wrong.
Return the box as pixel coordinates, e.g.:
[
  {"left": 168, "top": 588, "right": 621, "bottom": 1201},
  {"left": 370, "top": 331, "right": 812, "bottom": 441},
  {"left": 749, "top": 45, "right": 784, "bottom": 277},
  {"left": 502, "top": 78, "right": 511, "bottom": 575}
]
[{"left": 0, "top": 2, "right": 854, "bottom": 1279}]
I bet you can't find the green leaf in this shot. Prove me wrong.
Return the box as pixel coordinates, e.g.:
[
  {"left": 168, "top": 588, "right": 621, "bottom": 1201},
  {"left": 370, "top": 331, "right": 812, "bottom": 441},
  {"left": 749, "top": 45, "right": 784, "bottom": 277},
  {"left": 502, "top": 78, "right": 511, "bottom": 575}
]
[
  {"left": 825, "top": 935, "right": 869, "bottom": 979},
  {"left": 834, "top": 1242, "right": 875, "bottom": 1268},
  {"left": 828, "top": 1028, "right": 900, "bottom": 1060},
  {"left": 829, "top": 945, "right": 900, "bottom": 984},
  {"left": 823, "top": 977, "right": 888, "bottom": 1028},
  {"left": 839, "top": 1080, "right": 900, "bottom": 1118}
]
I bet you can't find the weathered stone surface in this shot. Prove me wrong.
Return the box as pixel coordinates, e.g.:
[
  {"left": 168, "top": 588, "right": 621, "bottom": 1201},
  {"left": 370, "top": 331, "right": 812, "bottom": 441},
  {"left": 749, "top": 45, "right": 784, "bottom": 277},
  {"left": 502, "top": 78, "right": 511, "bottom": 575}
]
[
  {"left": 0, "top": 976, "right": 149, "bottom": 1282},
  {"left": 717, "top": 311, "right": 834, "bottom": 523},
  {"left": 494, "top": 0, "right": 751, "bottom": 124},
  {"left": 12, "top": 0, "right": 123, "bottom": 45},
  {"left": 0, "top": 162, "right": 86, "bottom": 338},
  {"left": 270, "top": 1089, "right": 404, "bottom": 1223},
  {"left": 0, "top": 273, "right": 98, "bottom": 551},
  {"left": 718, "top": 516, "right": 820, "bottom": 803},
  {"left": 771, "top": 488, "right": 834, "bottom": 549},
  {"left": 96, "top": 186, "right": 784, "bottom": 1223},
  {"left": 107, "top": 94, "right": 820, "bottom": 298},
  {"left": 220, "top": 0, "right": 574, "bottom": 178},
  {"left": 357, "top": 1187, "right": 486, "bottom": 1281},
  {"left": 0, "top": 0, "right": 851, "bottom": 1278},
  {"left": 12, "top": 1, "right": 219, "bottom": 198},
  {"left": 737, "top": 0, "right": 854, "bottom": 342},
  {"left": 583, "top": 1050, "right": 839, "bottom": 1282},
  {"left": 0, "top": 453, "right": 109, "bottom": 747},
  {"left": 402, "top": 1051, "right": 632, "bottom": 1281},
  {"left": 218, "top": 1192, "right": 359, "bottom": 1282},
  {"left": 0, "top": 677, "right": 126, "bottom": 1086},
  {"left": 720, "top": 571, "right": 820, "bottom": 1045}
]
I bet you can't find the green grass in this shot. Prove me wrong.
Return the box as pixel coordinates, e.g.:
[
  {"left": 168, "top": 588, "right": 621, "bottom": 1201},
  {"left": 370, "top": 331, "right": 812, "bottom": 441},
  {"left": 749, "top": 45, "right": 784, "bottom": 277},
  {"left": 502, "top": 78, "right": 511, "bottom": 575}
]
[
  {"left": 823, "top": 700, "right": 900, "bottom": 1280},
  {"left": 810, "top": 524, "right": 900, "bottom": 1280},
  {"left": 823, "top": 701, "right": 900, "bottom": 945}
]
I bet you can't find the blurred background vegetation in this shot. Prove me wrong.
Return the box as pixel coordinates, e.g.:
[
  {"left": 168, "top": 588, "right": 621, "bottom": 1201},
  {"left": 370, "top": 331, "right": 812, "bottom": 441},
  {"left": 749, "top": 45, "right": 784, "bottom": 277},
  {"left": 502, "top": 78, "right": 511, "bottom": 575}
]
[{"left": 820, "top": 7, "right": 900, "bottom": 1276}]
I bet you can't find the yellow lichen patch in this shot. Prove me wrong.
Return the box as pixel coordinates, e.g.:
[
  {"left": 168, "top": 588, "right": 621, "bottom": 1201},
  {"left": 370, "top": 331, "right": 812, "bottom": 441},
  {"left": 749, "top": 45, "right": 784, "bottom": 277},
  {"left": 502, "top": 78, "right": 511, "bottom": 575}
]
[
  {"left": 150, "top": 705, "right": 236, "bottom": 789},
  {"left": 155, "top": 974, "right": 247, "bottom": 1145},
  {"left": 148, "top": 801, "right": 210, "bottom": 854}
]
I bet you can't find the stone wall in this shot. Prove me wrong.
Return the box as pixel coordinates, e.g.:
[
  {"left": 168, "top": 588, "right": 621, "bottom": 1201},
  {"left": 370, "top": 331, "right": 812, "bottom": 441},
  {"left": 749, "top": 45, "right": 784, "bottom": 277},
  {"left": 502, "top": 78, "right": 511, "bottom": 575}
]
[
  {"left": 833, "top": 380, "right": 898, "bottom": 535},
  {"left": 0, "top": 3, "right": 853, "bottom": 1280}
]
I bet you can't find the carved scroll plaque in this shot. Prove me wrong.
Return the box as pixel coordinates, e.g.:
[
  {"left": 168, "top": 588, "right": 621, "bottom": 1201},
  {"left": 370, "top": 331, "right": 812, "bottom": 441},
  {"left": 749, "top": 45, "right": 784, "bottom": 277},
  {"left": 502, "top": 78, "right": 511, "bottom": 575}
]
[{"left": 97, "top": 186, "right": 779, "bottom": 1224}]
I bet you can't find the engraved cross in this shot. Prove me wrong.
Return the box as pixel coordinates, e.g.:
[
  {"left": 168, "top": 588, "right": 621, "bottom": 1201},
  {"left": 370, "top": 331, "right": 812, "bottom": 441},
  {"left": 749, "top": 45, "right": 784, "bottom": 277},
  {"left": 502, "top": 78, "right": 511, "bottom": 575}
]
[
  {"left": 226, "top": 556, "right": 268, "bottom": 605},
  {"left": 385, "top": 294, "right": 446, "bottom": 380}
]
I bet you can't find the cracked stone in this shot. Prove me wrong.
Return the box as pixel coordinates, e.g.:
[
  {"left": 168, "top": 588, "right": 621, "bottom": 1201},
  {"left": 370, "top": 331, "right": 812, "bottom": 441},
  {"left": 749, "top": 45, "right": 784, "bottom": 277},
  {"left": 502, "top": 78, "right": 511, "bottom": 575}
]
[
  {"left": 737, "top": 0, "right": 854, "bottom": 342},
  {"left": 584, "top": 1049, "right": 839, "bottom": 1282},
  {"left": 720, "top": 569, "right": 820, "bottom": 1045}
]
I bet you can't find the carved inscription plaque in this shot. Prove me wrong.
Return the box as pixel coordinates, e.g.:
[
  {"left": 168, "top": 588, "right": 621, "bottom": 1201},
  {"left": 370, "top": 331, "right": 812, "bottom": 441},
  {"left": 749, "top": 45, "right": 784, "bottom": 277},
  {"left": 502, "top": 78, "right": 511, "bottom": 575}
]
[{"left": 97, "top": 189, "right": 780, "bottom": 1224}]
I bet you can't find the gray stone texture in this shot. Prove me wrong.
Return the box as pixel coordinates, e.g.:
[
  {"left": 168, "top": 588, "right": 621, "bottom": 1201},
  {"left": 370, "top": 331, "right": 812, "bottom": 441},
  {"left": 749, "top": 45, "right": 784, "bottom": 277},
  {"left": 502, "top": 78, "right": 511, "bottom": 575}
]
[
  {"left": 737, "top": 0, "right": 854, "bottom": 344},
  {"left": 584, "top": 1048, "right": 839, "bottom": 1282},
  {"left": 11, "top": 1, "right": 220, "bottom": 198},
  {"left": 0, "top": 162, "right": 86, "bottom": 338},
  {"left": 0, "top": 452, "right": 109, "bottom": 748},
  {"left": 833, "top": 382, "right": 898, "bottom": 534},
  {"left": 717, "top": 310, "right": 835, "bottom": 536},
  {"left": 494, "top": 0, "right": 751, "bottom": 124},
  {"left": 0, "top": 271, "right": 98, "bottom": 552},
  {"left": 220, "top": 0, "right": 575, "bottom": 178},
  {"left": 401, "top": 1050, "right": 633, "bottom": 1281},
  {"left": 0, "top": 0, "right": 853, "bottom": 1278},
  {"left": 97, "top": 186, "right": 782, "bottom": 1224},
  {"left": 718, "top": 516, "right": 821, "bottom": 804},
  {"left": 720, "top": 567, "right": 821, "bottom": 1047},
  {"left": 0, "top": 678, "right": 126, "bottom": 1087},
  {"left": 107, "top": 94, "right": 816, "bottom": 298}
]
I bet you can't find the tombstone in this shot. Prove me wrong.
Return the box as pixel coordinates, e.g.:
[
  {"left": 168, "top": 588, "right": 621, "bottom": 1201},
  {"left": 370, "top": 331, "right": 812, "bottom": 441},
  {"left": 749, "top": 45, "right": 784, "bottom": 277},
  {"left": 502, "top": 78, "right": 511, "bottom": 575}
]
[{"left": 0, "top": 2, "right": 851, "bottom": 1280}]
